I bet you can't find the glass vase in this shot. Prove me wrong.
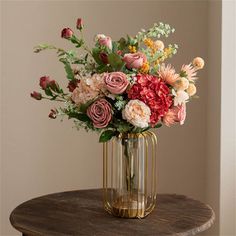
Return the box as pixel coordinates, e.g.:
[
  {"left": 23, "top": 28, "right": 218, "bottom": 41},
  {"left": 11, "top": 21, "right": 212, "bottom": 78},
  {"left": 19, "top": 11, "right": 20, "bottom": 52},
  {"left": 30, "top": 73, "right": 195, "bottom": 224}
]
[{"left": 103, "top": 131, "right": 157, "bottom": 218}]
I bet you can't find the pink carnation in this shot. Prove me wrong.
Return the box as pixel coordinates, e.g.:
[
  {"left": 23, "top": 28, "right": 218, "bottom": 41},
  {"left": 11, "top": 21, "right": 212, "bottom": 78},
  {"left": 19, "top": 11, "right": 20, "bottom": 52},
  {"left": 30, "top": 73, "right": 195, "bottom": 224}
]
[
  {"left": 128, "top": 74, "right": 172, "bottom": 125},
  {"left": 104, "top": 72, "right": 129, "bottom": 94},
  {"left": 87, "top": 98, "right": 112, "bottom": 128}
]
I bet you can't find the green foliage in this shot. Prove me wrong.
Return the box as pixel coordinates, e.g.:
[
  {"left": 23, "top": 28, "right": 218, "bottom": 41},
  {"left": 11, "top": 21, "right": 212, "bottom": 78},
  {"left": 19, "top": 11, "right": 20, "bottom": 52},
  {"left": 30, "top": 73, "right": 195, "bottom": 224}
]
[
  {"left": 154, "top": 123, "right": 162, "bottom": 128},
  {"left": 135, "top": 22, "right": 175, "bottom": 43},
  {"left": 99, "top": 130, "right": 118, "bottom": 143},
  {"left": 59, "top": 58, "right": 75, "bottom": 81},
  {"left": 108, "top": 53, "right": 125, "bottom": 71}
]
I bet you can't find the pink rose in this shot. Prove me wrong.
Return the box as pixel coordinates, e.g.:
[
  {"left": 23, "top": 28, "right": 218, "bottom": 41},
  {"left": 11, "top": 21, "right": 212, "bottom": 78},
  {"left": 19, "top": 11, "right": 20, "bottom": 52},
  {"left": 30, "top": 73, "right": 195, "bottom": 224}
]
[
  {"left": 104, "top": 72, "right": 129, "bottom": 94},
  {"left": 87, "top": 98, "right": 112, "bottom": 128},
  {"left": 123, "top": 52, "right": 147, "bottom": 69},
  {"left": 61, "top": 28, "right": 74, "bottom": 39},
  {"left": 98, "top": 36, "right": 112, "bottom": 50},
  {"left": 76, "top": 18, "right": 83, "bottom": 30},
  {"left": 39, "top": 76, "right": 51, "bottom": 90},
  {"left": 30, "top": 91, "right": 42, "bottom": 100}
]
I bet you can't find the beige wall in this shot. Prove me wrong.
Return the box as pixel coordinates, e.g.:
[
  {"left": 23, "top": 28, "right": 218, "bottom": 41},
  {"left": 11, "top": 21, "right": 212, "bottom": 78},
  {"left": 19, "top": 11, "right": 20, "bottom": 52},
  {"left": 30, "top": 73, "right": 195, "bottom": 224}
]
[{"left": 1, "top": 1, "right": 211, "bottom": 235}]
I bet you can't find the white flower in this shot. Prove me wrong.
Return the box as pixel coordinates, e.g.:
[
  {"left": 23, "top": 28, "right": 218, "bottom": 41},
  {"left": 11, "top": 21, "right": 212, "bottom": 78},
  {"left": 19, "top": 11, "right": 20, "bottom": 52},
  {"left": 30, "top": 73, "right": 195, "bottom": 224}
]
[
  {"left": 174, "top": 90, "right": 189, "bottom": 106},
  {"left": 122, "top": 100, "right": 151, "bottom": 128}
]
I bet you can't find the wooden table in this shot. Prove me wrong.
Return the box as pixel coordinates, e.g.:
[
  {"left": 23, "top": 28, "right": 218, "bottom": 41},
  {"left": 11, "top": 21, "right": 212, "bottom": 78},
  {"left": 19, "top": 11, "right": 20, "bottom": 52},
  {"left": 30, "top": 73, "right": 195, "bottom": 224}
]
[{"left": 10, "top": 189, "right": 215, "bottom": 236}]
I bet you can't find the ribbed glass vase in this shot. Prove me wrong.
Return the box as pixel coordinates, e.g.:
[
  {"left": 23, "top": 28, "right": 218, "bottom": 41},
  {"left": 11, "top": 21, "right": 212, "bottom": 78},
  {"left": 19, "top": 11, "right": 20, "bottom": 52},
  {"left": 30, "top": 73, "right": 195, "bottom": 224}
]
[{"left": 103, "top": 131, "right": 157, "bottom": 218}]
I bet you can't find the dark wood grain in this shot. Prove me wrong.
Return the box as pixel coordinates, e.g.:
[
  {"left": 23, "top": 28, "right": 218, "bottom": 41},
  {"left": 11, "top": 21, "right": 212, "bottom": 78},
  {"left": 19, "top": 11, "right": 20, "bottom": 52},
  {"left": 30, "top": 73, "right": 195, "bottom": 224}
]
[{"left": 10, "top": 189, "right": 215, "bottom": 236}]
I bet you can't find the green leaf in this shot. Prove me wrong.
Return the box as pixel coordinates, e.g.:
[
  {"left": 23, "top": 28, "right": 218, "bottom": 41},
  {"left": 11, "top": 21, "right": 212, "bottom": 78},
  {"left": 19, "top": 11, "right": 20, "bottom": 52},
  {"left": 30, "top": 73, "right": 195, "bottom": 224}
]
[
  {"left": 154, "top": 123, "right": 162, "bottom": 128},
  {"left": 99, "top": 130, "right": 117, "bottom": 143},
  {"left": 92, "top": 48, "right": 103, "bottom": 65},
  {"left": 76, "top": 113, "right": 90, "bottom": 122},
  {"left": 108, "top": 53, "right": 124, "bottom": 70},
  {"left": 79, "top": 100, "right": 94, "bottom": 113},
  {"left": 118, "top": 37, "right": 127, "bottom": 50},
  {"left": 59, "top": 58, "right": 75, "bottom": 81}
]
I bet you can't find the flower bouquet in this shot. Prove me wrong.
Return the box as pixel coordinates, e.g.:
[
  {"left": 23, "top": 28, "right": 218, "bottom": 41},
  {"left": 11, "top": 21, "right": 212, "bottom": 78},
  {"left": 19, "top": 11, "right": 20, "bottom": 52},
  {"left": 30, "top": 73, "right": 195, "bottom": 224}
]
[{"left": 31, "top": 18, "right": 204, "bottom": 218}]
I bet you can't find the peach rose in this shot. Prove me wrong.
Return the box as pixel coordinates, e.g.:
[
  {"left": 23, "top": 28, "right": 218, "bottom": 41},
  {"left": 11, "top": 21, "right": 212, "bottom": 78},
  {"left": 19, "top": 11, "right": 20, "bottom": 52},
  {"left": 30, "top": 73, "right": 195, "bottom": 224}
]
[
  {"left": 123, "top": 52, "right": 147, "bottom": 69},
  {"left": 104, "top": 72, "right": 129, "bottom": 94},
  {"left": 87, "top": 98, "right": 112, "bottom": 128},
  {"left": 122, "top": 100, "right": 151, "bottom": 128}
]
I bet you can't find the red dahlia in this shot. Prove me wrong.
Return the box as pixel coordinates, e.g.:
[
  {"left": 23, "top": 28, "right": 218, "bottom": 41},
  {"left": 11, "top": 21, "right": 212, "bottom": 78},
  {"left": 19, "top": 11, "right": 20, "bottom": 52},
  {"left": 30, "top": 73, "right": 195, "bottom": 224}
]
[{"left": 128, "top": 74, "right": 173, "bottom": 125}]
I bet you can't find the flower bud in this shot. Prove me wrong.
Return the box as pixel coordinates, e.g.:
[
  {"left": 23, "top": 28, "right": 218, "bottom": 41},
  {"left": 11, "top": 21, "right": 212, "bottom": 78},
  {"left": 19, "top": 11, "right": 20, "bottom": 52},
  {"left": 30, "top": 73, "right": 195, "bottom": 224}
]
[
  {"left": 76, "top": 18, "right": 83, "bottom": 30},
  {"left": 48, "top": 80, "right": 60, "bottom": 92},
  {"left": 67, "top": 79, "right": 79, "bottom": 92},
  {"left": 61, "top": 28, "right": 74, "bottom": 39},
  {"left": 39, "top": 76, "right": 51, "bottom": 90},
  {"left": 48, "top": 109, "right": 57, "bottom": 119},
  {"left": 31, "top": 91, "right": 42, "bottom": 100},
  {"left": 99, "top": 52, "right": 108, "bottom": 64}
]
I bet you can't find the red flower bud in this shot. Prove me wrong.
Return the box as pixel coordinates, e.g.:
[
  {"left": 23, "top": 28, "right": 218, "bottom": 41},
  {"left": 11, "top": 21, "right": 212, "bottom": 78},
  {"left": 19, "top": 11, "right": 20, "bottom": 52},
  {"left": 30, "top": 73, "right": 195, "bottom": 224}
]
[
  {"left": 48, "top": 109, "right": 57, "bottom": 119},
  {"left": 67, "top": 79, "right": 79, "bottom": 92},
  {"left": 99, "top": 52, "right": 108, "bottom": 64},
  {"left": 31, "top": 91, "right": 42, "bottom": 100},
  {"left": 61, "top": 28, "right": 74, "bottom": 39},
  {"left": 39, "top": 76, "right": 51, "bottom": 90},
  {"left": 76, "top": 18, "right": 83, "bottom": 30},
  {"left": 48, "top": 80, "right": 60, "bottom": 92}
]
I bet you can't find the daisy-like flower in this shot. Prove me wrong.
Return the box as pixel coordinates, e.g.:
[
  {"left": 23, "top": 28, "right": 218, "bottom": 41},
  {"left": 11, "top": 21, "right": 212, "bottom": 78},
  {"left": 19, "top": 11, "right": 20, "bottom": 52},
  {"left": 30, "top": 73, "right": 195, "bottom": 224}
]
[
  {"left": 159, "top": 64, "right": 179, "bottom": 86},
  {"left": 181, "top": 64, "right": 197, "bottom": 81}
]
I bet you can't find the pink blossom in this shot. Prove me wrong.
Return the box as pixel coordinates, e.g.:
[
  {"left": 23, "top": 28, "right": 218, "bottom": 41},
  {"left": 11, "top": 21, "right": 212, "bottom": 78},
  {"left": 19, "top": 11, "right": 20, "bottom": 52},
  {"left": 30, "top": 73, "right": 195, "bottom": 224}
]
[
  {"left": 76, "top": 18, "right": 83, "bottom": 30},
  {"left": 104, "top": 72, "right": 129, "bottom": 94},
  {"left": 173, "top": 103, "right": 186, "bottom": 125},
  {"left": 123, "top": 52, "right": 147, "bottom": 70},
  {"left": 162, "top": 109, "right": 176, "bottom": 127},
  {"left": 87, "top": 98, "right": 112, "bottom": 128},
  {"left": 163, "top": 103, "right": 186, "bottom": 126},
  {"left": 98, "top": 35, "right": 112, "bottom": 50}
]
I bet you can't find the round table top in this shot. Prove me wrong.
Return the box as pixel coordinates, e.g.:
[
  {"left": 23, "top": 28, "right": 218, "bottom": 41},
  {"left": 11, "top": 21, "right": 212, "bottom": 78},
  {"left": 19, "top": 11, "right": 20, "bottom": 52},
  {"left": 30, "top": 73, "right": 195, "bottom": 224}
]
[{"left": 10, "top": 189, "right": 215, "bottom": 236}]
